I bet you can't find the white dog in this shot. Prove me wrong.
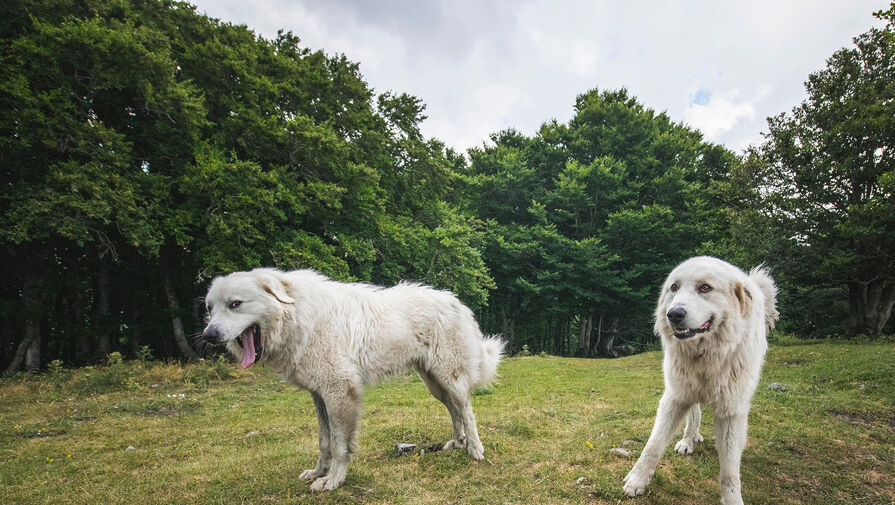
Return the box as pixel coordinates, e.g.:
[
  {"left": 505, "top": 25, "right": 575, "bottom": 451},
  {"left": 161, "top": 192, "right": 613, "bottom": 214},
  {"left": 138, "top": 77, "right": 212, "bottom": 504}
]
[
  {"left": 623, "top": 256, "right": 778, "bottom": 505},
  {"left": 203, "top": 268, "right": 504, "bottom": 491}
]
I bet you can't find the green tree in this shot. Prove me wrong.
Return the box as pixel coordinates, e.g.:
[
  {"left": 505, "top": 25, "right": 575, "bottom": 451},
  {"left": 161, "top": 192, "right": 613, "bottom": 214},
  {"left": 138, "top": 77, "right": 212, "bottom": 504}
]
[
  {"left": 464, "top": 89, "right": 731, "bottom": 356},
  {"left": 0, "top": 0, "right": 494, "bottom": 370},
  {"left": 741, "top": 5, "right": 895, "bottom": 338}
]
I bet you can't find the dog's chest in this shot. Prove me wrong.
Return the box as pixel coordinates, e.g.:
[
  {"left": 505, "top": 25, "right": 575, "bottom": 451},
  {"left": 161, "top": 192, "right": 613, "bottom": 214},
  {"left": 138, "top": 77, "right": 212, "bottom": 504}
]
[{"left": 670, "top": 351, "right": 729, "bottom": 405}]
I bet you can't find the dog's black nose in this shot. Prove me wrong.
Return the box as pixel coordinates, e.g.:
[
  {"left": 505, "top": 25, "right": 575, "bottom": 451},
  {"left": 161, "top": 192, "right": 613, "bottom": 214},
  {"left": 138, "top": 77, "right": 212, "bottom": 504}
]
[
  {"left": 667, "top": 307, "right": 687, "bottom": 325},
  {"left": 203, "top": 326, "right": 220, "bottom": 342}
]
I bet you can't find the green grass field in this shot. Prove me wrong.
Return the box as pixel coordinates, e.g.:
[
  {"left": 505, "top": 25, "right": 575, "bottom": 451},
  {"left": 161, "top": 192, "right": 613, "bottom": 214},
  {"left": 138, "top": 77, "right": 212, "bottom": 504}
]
[{"left": 1, "top": 338, "right": 893, "bottom": 504}]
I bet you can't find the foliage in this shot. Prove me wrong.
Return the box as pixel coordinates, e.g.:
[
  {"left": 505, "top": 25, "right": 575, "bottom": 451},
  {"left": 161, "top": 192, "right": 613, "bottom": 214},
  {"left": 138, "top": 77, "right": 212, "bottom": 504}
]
[
  {"left": 462, "top": 90, "right": 732, "bottom": 355},
  {"left": 0, "top": 0, "right": 491, "bottom": 370},
  {"left": 1, "top": 0, "right": 893, "bottom": 370},
  {"left": 728, "top": 5, "right": 895, "bottom": 338}
]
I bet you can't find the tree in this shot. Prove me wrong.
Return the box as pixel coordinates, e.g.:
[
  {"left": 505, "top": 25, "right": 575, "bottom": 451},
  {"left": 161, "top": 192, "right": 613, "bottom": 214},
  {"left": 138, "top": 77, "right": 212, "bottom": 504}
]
[
  {"left": 463, "top": 90, "right": 732, "bottom": 356},
  {"left": 747, "top": 5, "right": 895, "bottom": 338},
  {"left": 0, "top": 0, "right": 494, "bottom": 370}
]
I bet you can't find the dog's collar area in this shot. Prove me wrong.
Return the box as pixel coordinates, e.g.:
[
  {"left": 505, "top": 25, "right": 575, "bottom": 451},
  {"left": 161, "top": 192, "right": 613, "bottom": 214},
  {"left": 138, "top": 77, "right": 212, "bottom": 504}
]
[
  {"left": 672, "top": 318, "right": 712, "bottom": 339},
  {"left": 237, "top": 324, "right": 263, "bottom": 368}
]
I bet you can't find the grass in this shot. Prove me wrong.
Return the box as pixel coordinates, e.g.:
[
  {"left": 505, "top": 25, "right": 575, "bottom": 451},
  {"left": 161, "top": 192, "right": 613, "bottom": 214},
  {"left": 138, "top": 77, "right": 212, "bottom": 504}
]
[{"left": 1, "top": 339, "right": 893, "bottom": 504}]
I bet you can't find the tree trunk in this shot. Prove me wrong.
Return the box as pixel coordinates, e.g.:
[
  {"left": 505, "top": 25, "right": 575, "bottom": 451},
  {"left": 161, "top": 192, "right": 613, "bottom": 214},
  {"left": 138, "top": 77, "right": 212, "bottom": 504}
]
[
  {"left": 848, "top": 280, "right": 895, "bottom": 338},
  {"left": 5, "top": 273, "right": 42, "bottom": 372},
  {"left": 499, "top": 305, "right": 516, "bottom": 353},
  {"left": 129, "top": 302, "right": 142, "bottom": 359},
  {"left": 73, "top": 290, "right": 92, "bottom": 365},
  {"left": 162, "top": 268, "right": 199, "bottom": 360},
  {"left": 96, "top": 262, "right": 111, "bottom": 358},
  {"left": 596, "top": 317, "right": 619, "bottom": 358},
  {"left": 577, "top": 309, "right": 595, "bottom": 357},
  {"left": 25, "top": 320, "right": 42, "bottom": 372}
]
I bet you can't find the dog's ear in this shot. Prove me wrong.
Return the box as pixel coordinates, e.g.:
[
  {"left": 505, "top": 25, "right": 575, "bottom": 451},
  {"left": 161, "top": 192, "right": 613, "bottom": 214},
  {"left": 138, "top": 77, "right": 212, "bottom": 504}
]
[
  {"left": 259, "top": 274, "right": 295, "bottom": 304},
  {"left": 734, "top": 281, "right": 752, "bottom": 317}
]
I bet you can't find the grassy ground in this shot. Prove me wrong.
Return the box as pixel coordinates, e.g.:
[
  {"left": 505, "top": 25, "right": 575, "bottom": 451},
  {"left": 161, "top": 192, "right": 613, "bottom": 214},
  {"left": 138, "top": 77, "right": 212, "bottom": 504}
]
[{"left": 1, "top": 338, "right": 893, "bottom": 505}]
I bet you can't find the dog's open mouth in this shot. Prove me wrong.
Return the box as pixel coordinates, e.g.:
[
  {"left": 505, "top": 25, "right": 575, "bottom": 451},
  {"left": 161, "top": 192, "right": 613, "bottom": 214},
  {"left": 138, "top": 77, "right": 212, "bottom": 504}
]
[
  {"left": 236, "top": 324, "right": 263, "bottom": 368},
  {"left": 673, "top": 319, "right": 712, "bottom": 340}
]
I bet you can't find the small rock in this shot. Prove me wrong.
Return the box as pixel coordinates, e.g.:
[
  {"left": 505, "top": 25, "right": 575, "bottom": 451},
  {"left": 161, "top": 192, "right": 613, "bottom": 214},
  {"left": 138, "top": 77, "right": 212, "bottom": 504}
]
[
  {"left": 859, "top": 384, "right": 865, "bottom": 391},
  {"left": 622, "top": 440, "right": 638, "bottom": 446},
  {"left": 768, "top": 382, "right": 787, "bottom": 392},
  {"left": 395, "top": 443, "right": 417, "bottom": 454},
  {"left": 126, "top": 446, "right": 136, "bottom": 451},
  {"left": 150, "top": 384, "right": 159, "bottom": 388},
  {"left": 576, "top": 477, "right": 587, "bottom": 485},
  {"left": 245, "top": 431, "right": 259, "bottom": 437},
  {"left": 610, "top": 447, "right": 633, "bottom": 457}
]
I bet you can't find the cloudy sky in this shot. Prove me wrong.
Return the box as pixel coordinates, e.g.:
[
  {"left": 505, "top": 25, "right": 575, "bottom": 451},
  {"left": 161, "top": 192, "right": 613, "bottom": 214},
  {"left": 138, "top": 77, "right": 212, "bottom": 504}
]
[{"left": 191, "top": 0, "right": 886, "bottom": 154}]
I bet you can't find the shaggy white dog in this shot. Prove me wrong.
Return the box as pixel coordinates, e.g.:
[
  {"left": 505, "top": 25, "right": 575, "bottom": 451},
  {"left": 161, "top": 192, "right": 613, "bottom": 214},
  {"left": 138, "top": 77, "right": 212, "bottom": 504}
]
[
  {"left": 203, "top": 268, "right": 504, "bottom": 491},
  {"left": 623, "top": 256, "right": 778, "bottom": 505}
]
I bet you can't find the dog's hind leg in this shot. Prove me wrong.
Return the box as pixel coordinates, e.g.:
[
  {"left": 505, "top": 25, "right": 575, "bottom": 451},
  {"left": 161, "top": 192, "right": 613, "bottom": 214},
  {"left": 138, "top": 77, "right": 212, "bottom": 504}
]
[
  {"left": 623, "top": 394, "right": 690, "bottom": 497},
  {"left": 309, "top": 381, "right": 363, "bottom": 492},
  {"left": 441, "top": 380, "right": 484, "bottom": 460},
  {"left": 417, "top": 368, "right": 467, "bottom": 451},
  {"left": 300, "top": 392, "right": 331, "bottom": 481},
  {"left": 674, "top": 403, "right": 704, "bottom": 455},
  {"left": 715, "top": 413, "right": 748, "bottom": 505}
]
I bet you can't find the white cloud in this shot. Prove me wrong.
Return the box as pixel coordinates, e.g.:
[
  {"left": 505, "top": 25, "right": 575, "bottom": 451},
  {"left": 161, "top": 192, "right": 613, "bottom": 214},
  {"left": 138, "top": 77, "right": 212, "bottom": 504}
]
[
  {"left": 191, "top": 0, "right": 887, "bottom": 154},
  {"left": 684, "top": 90, "right": 757, "bottom": 139}
]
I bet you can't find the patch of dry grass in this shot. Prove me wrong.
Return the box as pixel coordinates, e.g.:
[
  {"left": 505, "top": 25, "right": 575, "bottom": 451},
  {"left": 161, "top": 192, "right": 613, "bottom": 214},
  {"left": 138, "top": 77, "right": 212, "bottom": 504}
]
[{"left": 1, "top": 339, "right": 893, "bottom": 504}]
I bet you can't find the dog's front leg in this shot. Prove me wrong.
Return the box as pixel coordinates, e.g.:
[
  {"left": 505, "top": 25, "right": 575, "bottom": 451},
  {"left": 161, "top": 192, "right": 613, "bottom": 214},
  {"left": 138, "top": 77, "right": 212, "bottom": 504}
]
[
  {"left": 309, "top": 381, "right": 363, "bottom": 492},
  {"left": 674, "top": 403, "right": 704, "bottom": 455},
  {"left": 623, "top": 393, "right": 690, "bottom": 497},
  {"left": 300, "top": 392, "right": 331, "bottom": 481},
  {"left": 715, "top": 413, "right": 748, "bottom": 505}
]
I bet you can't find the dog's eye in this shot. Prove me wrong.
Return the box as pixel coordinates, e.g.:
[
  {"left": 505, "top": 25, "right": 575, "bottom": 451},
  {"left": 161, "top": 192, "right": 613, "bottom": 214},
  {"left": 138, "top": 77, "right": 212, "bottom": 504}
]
[
  {"left": 670, "top": 283, "right": 679, "bottom": 292},
  {"left": 698, "top": 284, "right": 713, "bottom": 293},
  {"left": 229, "top": 300, "right": 242, "bottom": 309}
]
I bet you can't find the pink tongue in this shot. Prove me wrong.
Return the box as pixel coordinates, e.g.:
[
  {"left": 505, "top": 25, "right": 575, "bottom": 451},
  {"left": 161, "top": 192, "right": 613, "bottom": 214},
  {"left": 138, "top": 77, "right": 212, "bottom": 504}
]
[
  {"left": 240, "top": 329, "right": 256, "bottom": 368},
  {"left": 699, "top": 321, "right": 711, "bottom": 330}
]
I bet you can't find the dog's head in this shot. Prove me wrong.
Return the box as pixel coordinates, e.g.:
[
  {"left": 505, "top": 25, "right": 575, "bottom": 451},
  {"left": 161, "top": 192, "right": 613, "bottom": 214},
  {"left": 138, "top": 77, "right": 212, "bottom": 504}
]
[
  {"left": 654, "top": 256, "right": 752, "bottom": 343},
  {"left": 203, "top": 268, "right": 295, "bottom": 368}
]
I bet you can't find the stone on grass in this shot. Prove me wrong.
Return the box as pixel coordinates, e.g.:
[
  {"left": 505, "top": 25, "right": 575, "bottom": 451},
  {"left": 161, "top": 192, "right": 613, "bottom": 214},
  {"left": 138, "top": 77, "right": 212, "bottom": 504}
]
[
  {"left": 610, "top": 447, "right": 633, "bottom": 457},
  {"left": 768, "top": 382, "right": 787, "bottom": 392},
  {"left": 395, "top": 443, "right": 417, "bottom": 454}
]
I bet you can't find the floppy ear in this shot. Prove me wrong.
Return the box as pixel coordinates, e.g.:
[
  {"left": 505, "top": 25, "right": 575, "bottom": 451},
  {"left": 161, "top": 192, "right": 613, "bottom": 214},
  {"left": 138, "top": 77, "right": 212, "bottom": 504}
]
[
  {"left": 258, "top": 274, "right": 295, "bottom": 304},
  {"left": 733, "top": 281, "right": 752, "bottom": 317}
]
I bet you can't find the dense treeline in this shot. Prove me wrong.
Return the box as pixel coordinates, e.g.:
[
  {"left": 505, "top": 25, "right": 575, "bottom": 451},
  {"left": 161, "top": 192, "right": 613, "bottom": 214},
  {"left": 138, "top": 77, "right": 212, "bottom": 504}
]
[
  {"left": 462, "top": 91, "right": 735, "bottom": 355},
  {"left": 1, "top": 0, "right": 893, "bottom": 371}
]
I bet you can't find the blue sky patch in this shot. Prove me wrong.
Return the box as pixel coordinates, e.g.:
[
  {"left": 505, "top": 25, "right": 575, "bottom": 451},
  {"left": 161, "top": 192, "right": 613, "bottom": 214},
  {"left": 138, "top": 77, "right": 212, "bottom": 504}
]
[{"left": 691, "top": 89, "right": 712, "bottom": 106}]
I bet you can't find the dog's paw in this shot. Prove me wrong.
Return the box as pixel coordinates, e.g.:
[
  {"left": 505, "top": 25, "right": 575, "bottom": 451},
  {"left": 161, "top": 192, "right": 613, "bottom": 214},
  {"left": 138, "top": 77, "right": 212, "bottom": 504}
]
[
  {"left": 622, "top": 469, "right": 651, "bottom": 497},
  {"left": 467, "top": 440, "right": 485, "bottom": 460},
  {"left": 674, "top": 434, "right": 703, "bottom": 455},
  {"left": 299, "top": 469, "right": 320, "bottom": 481},
  {"left": 310, "top": 475, "right": 343, "bottom": 491}
]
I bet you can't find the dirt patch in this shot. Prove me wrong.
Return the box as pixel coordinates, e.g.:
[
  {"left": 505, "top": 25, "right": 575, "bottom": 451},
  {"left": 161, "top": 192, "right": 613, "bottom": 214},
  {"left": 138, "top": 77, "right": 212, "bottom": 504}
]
[
  {"left": 23, "top": 429, "right": 67, "bottom": 439},
  {"left": 829, "top": 410, "right": 895, "bottom": 429}
]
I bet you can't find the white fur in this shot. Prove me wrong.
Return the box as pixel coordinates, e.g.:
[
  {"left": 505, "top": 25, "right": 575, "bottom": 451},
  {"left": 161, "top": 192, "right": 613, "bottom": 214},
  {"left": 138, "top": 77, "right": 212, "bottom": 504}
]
[
  {"left": 623, "top": 256, "right": 778, "bottom": 505},
  {"left": 204, "top": 268, "right": 504, "bottom": 491}
]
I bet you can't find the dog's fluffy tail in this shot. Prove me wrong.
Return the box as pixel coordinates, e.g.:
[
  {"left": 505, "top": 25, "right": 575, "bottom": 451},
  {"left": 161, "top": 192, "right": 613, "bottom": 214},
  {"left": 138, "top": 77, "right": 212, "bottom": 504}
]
[
  {"left": 749, "top": 265, "right": 780, "bottom": 329},
  {"left": 473, "top": 335, "right": 506, "bottom": 389}
]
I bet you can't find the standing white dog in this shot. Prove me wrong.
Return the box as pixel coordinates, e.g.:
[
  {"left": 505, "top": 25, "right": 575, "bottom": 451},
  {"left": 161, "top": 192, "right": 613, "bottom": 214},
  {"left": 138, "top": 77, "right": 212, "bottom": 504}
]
[
  {"left": 623, "top": 256, "right": 778, "bottom": 505},
  {"left": 203, "top": 268, "right": 504, "bottom": 491}
]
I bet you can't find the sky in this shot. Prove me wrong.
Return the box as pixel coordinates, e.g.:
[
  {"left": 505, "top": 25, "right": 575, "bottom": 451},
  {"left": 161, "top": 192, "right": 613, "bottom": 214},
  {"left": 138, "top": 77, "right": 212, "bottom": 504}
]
[{"left": 189, "top": 0, "right": 887, "bottom": 154}]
